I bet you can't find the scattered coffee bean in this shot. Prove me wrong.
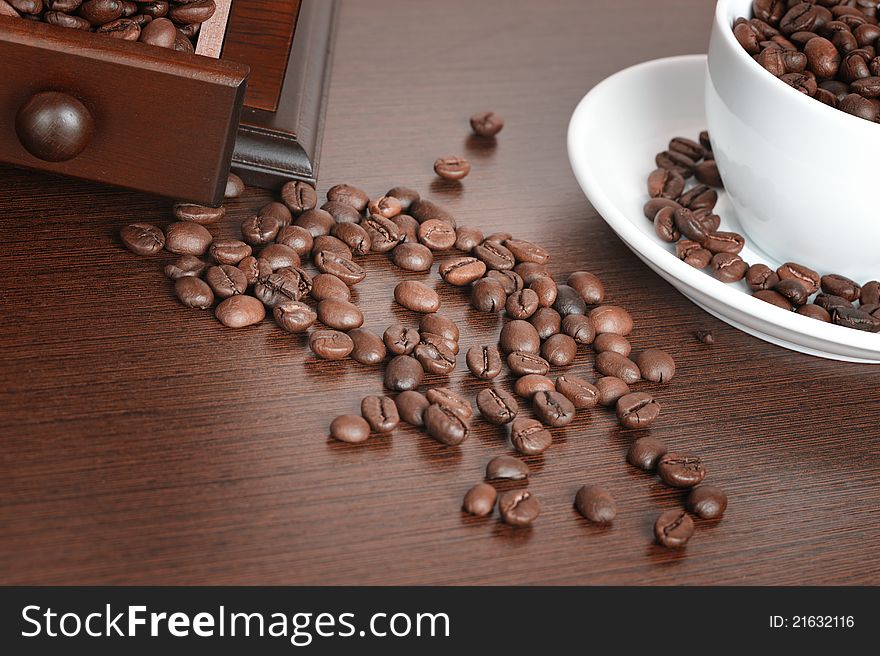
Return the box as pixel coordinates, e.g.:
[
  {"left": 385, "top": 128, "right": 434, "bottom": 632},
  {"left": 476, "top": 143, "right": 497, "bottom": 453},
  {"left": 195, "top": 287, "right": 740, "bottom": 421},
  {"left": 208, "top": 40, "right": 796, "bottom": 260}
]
[
  {"left": 643, "top": 197, "right": 682, "bottom": 221},
  {"left": 164, "top": 221, "right": 212, "bottom": 255},
  {"left": 260, "top": 243, "right": 301, "bottom": 270},
  {"left": 541, "top": 333, "right": 577, "bottom": 367},
  {"left": 327, "top": 183, "right": 369, "bottom": 212},
  {"left": 657, "top": 453, "right": 706, "bottom": 488},
  {"left": 515, "top": 262, "right": 551, "bottom": 284},
  {"left": 633, "top": 349, "right": 675, "bottom": 383},
  {"left": 454, "top": 225, "right": 484, "bottom": 251},
  {"left": 695, "top": 329, "right": 715, "bottom": 345},
  {"left": 694, "top": 159, "right": 723, "bottom": 187},
  {"left": 555, "top": 375, "right": 599, "bottom": 409},
  {"left": 205, "top": 264, "right": 247, "bottom": 299},
  {"left": 314, "top": 250, "right": 366, "bottom": 285},
  {"left": 322, "top": 201, "right": 363, "bottom": 225},
  {"left": 647, "top": 167, "right": 686, "bottom": 199},
  {"left": 121, "top": 223, "right": 165, "bottom": 255},
  {"left": 499, "top": 320, "right": 541, "bottom": 354},
  {"left": 414, "top": 339, "right": 456, "bottom": 374},
  {"left": 471, "top": 277, "right": 507, "bottom": 312},
  {"left": 498, "top": 489, "right": 540, "bottom": 527},
  {"left": 477, "top": 387, "right": 519, "bottom": 425},
  {"left": 593, "top": 333, "right": 631, "bottom": 356},
  {"left": 237, "top": 256, "right": 269, "bottom": 287},
  {"left": 426, "top": 387, "right": 473, "bottom": 421},
  {"left": 348, "top": 328, "right": 387, "bottom": 365},
  {"left": 424, "top": 403, "right": 469, "bottom": 446},
  {"left": 225, "top": 173, "right": 245, "bottom": 198},
  {"left": 420, "top": 314, "right": 459, "bottom": 342},
  {"left": 575, "top": 485, "right": 617, "bottom": 524},
  {"left": 384, "top": 323, "right": 421, "bottom": 355},
  {"left": 276, "top": 225, "right": 314, "bottom": 256},
  {"left": 368, "top": 195, "right": 403, "bottom": 219},
  {"left": 814, "top": 293, "right": 852, "bottom": 313},
  {"left": 654, "top": 509, "right": 694, "bottom": 548},
  {"left": 394, "top": 280, "right": 440, "bottom": 313},
  {"left": 820, "top": 274, "right": 861, "bottom": 301},
  {"left": 687, "top": 485, "right": 728, "bottom": 520},
  {"left": 215, "top": 294, "right": 265, "bottom": 328},
  {"left": 505, "top": 239, "right": 550, "bottom": 265},
  {"left": 486, "top": 454, "right": 528, "bottom": 481},
  {"left": 462, "top": 483, "right": 497, "bottom": 516},
  {"left": 533, "top": 390, "right": 576, "bottom": 427},
  {"left": 861, "top": 281, "right": 880, "bottom": 306},
  {"left": 361, "top": 395, "right": 400, "bottom": 433},
  {"left": 473, "top": 239, "right": 516, "bottom": 270},
  {"left": 280, "top": 180, "right": 318, "bottom": 215},
  {"left": 653, "top": 206, "right": 681, "bottom": 243},
  {"left": 506, "top": 288, "right": 540, "bottom": 319},
  {"left": 595, "top": 376, "right": 630, "bottom": 406},
  {"left": 172, "top": 202, "right": 225, "bottom": 225},
  {"left": 773, "top": 278, "right": 809, "bottom": 306},
  {"left": 616, "top": 392, "right": 661, "bottom": 429},
  {"left": 418, "top": 219, "right": 457, "bottom": 250},
  {"left": 626, "top": 436, "right": 668, "bottom": 471},
  {"left": 513, "top": 374, "right": 555, "bottom": 399},
  {"left": 330, "top": 415, "right": 370, "bottom": 444},
  {"left": 164, "top": 254, "right": 206, "bottom": 280},
  {"left": 317, "top": 298, "right": 364, "bottom": 331},
  {"left": 309, "top": 329, "right": 354, "bottom": 360},
  {"left": 386, "top": 186, "right": 420, "bottom": 211},
  {"left": 833, "top": 306, "right": 880, "bottom": 332},
  {"left": 746, "top": 263, "right": 780, "bottom": 291},
  {"left": 434, "top": 156, "right": 471, "bottom": 180},
  {"left": 209, "top": 239, "right": 251, "bottom": 265},
  {"left": 395, "top": 390, "right": 430, "bottom": 426},
  {"left": 589, "top": 305, "right": 633, "bottom": 335},
  {"left": 595, "top": 351, "right": 640, "bottom": 384},
  {"left": 712, "top": 252, "right": 748, "bottom": 283},
  {"left": 467, "top": 345, "right": 503, "bottom": 380},
  {"left": 411, "top": 199, "right": 456, "bottom": 227},
  {"left": 330, "top": 223, "right": 371, "bottom": 256},
  {"left": 384, "top": 355, "right": 424, "bottom": 391},
  {"left": 470, "top": 111, "right": 504, "bottom": 137},
  {"left": 676, "top": 240, "right": 712, "bottom": 269},
  {"left": 440, "top": 256, "right": 486, "bottom": 285},
  {"left": 253, "top": 267, "right": 311, "bottom": 306},
  {"left": 777, "top": 261, "right": 820, "bottom": 294},
  {"left": 530, "top": 307, "right": 562, "bottom": 339},
  {"left": 310, "top": 273, "right": 351, "bottom": 302},
  {"left": 507, "top": 351, "right": 550, "bottom": 376},
  {"left": 174, "top": 276, "right": 214, "bottom": 309},
  {"left": 273, "top": 301, "right": 317, "bottom": 333},
  {"left": 561, "top": 314, "right": 596, "bottom": 345},
  {"left": 754, "top": 289, "right": 792, "bottom": 310},
  {"left": 552, "top": 284, "right": 587, "bottom": 316},
  {"left": 294, "top": 209, "right": 335, "bottom": 237},
  {"left": 391, "top": 242, "right": 434, "bottom": 272}
]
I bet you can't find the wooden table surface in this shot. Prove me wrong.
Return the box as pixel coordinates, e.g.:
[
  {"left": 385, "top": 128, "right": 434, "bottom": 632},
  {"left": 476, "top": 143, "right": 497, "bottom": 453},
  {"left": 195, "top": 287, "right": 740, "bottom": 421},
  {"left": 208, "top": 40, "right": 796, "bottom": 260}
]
[{"left": 2, "top": 0, "right": 879, "bottom": 586}]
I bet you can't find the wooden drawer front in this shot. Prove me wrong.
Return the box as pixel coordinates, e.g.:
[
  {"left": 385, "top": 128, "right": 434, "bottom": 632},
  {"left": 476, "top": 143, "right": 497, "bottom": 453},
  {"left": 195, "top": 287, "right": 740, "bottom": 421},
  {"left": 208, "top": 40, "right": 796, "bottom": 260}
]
[{"left": 0, "top": 18, "right": 249, "bottom": 206}]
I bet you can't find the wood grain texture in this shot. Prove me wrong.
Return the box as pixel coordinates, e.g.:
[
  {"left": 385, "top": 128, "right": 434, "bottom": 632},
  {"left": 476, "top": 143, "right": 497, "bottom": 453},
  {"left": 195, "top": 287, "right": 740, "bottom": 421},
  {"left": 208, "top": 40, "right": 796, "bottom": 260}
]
[{"left": 1, "top": 0, "right": 879, "bottom": 585}]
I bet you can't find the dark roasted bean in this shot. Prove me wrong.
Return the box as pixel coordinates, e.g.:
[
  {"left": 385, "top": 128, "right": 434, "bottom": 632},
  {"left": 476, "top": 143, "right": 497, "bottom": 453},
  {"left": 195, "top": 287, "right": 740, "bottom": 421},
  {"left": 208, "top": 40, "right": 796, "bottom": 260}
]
[
  {"left": 499, "top": 319, "right": 541, "bottom": 354},
  {"left": 513, "top": 374, "right": 555, "bottom": 399},
  {"left": 361, "top": 395, "right": 400, "bottom": 433},
  {"left": 273, "top": 301, "right": 316, "bottom": 333},
  {"left": 466, "top": 345, "right": 503, "bottom": 380},
  {"left": 205, "top": 264, "right": 247, "bottom": 299},
  {"left": 477, "top": 387, "right": 519, "bottom": 425},
  {"left": 391, "top": 242, "right": 434, "bottom": 272},
  {"left": 395, "top": 390, "right": 429, "bottom": 426},
  {"left": 486, "top": 454, "right": 528, "bottom": 481},
  {"left": 348, "top": 328, "right": 386, "bottom": 365},
  {"left": 687, "top": 485, "right": 728, "bottom": 519},
  {"left": 498, "top": 489, "right": 540, "bottom": 527},
  {"left": 530, "top": 307, "right": 562, "bottom": 339},
  {"left": 426, "top": 387, "right": 472, "bottom": 421},
  {"left": 555, "top": 375, "right": 599, "bottom": 409},
  {"left": 471, "top": 277, "right": 507, "bottom": 312},
  {"left": 634, "top": 349, "right": 676, "bottom": 383},
  {"left": 627, "top": 436, "right": 668, "bottom": 471},
  {"left": 658, "top": 453, "right": 706, "bottom": 488},
  {"left": 462, "top": 483, "right": 496, "bottom": 516},
  {"left": 561, "top": 314, "right": 595, "bottom": 345},
  {"left": 654, "top": 509, "right": 694, "bottom": 548},
  {"left": 510, "top": 418, "right": 552, "bottom": 456},
  {"left": 507, "top": 351, "right": 550, "bottom": 376},
  {"left": 440, "top": 256, "right": 486, "bottom": 285},
  {"left": 647, "top": 167, "right": 686, "bottom": 199},
  {"left": 533, "top": 390, "right": 575, "bottom": 427},
  {"left": 309, "top": 329, "right": 354, "bottom": 360},
  {"left": 552, "top": 284, "right": 587, "bottom": 317},
  {"left": 330, "top": 415, "right": 370, "bottom": 444},
  {"left": 616, "top": 392, "right": 661, "bottom": 429},
  {"left": 280, "top": 180, "right": 318, "bottom": 215},
  {"left": 215, "top": 294, "right": 265, "bottom": 328},
  {"left": 121, "top": 223, "right": 165, "bottom": 255},
  {"left": 164, "top": 254, "right": 206, "bottom": 280},
  {"left": 418, "top": 219, "right": 457, "bottom": 250},
  {"left": 174, "top": 276, "right": 214, "bottom": 309},
  {"left": 575, "top": 485, "right": 617, "bottom": 524},
  {"left": 424, "top": 403, "right": 469, "bottom": 446},
  {"left": 593, "top": 332, "right": 631, "bottom": 356}
]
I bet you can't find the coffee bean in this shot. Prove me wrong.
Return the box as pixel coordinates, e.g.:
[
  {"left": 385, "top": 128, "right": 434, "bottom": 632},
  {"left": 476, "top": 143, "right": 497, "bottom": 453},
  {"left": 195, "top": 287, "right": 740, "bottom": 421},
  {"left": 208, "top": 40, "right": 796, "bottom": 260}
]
[
  {"left": 712, "top": 253, "right": 748, "bottom": 283},
  {"left": 275, "top": 225, "right": 314, "bottom": 256},
  {"left": 368, "top": 195, "right": 403, "bottom": 219},
  {"left": 514, "top": 262, "right": 551, "bottom": 285},
  {"left": 418, "top": 219, "right": 457, "bottom": 250},
  {"left": 45, "top": 12, "right": 91, "bottom": 30},
  {"left": 434, "top": 156, "right": 470, "bottom": 180},
  {"left": 171, "top": 202, "right": 225, "bottom": 225},
  {"left": 753, "top": 0, "right": 785, "bottom": 24},
  {"left": 504, "top": 239, "right": 550, "bottom": 265},
  {"left": 820, "top": 274, "right": 861, "bottom": 301},
  {"left": 389, "top": 214, "right": 420, "bottom": 244},
  {"left": 695, "top": 329, "right": 716, "bottom": 345},
  {"left": 168, "top": 0, "right": 215, "bottom": 24},
  {"left": 510, "top": 418, "right": 552, "bottom": 455},
  {"left": 833, "top": 306, "right": 880, "bottom": 332},
  {"left": 470, "top": 277, "right": 507, "bottom": 312},
  {"left": 390, "top": 242, "right": 433, "bottom": 272},
  {"left": 643, "top": 197, "right": 682, "bottom": 221},
  {"left": 164, "top": 254, "right": 206, "bottom": 280},
  {"left": 669, "top": 136, "right": 705, "bottom": 161},
  {"left": 654, "top": 509, "right": 694, "bottom": 548},
  {"left": 589, "top": 305, "right": 633, "bottom": 336},
  {"left": 361, "top": 395, "right": 399, "bottom": 433},
  {"left": 384, "top": 354, "right": 424, "bottom": 391},
  {"left": 499, "top": 319, "right": 541, "bottom": 354},
  {"left": 342, "top": 328, "right": 385, "bottom": 365},
  {"left": 513, "top": 374, "right": 555, "bottom": 399},
  {"left": 530, "top": 307, "right": 562, "bottom": 340},
  {"left": 616, "top": 392, "right": 661, "bottom": 429},
  {"left": 658, "top": 453, "right": 706, "bottom": 488},
  {"left": 382, "top": 186, "right": 418, "bottom": 212},
  {"left": 327, "top": 183, "right": 369, "bottom": 212},
  {"left": 541, "top": 333, "right": 577, "bottom": 367},
  {"left": 734, "top": 20, "right": 761, "bottom": 54},
  {"left": 473, "top": 240, "right": 516, "bottom": 270},
  {"left": 424, "top": 403, "right": 469, "bottom": 446},
  {"left": 237, "top": 257, "right": 269, "bottom": 287},
  {"left": 280, "top": 180, "right": 317, "bottom": 214},
  {"left": 260, "top": 243, "right": 301, "bottom": 270},
  {"left": 486, "top": 269, "right": 524, "bottom": 295},
  {"left": 310, "top": 273, "right": 351, "bottom": 302},
  {"left": 678, "top": 184, "right": 717, "bottom": 212},
  {"left": 797, "top": 304, "right": 831, "bottom": 322},
  {"left": 653, "top": 206, "right": 681, "bottom": 243},
  {"left": 746, "top": 263, "right": 780, "bottom": 291},
  {"left": 163, "top": 222, "right": 212, "bottom": 256},
  {"left": 470, "top": 111, "right": 504, "bottom": 137},
  {"left": 575, "top": 485, "right": 617, "bottom": 524},
  {"left": 861, "top": 281, "right": 880, "bottom": 306},
  {"left": 410, "top": 199, "right": 456, "bottom": 227},
  {"left": 555, "top": 375, "right": 599, "bottom": 409},
  {"left": 561, "top": 314, "right": 596, "bottom": 345},
  {"left": 525, "top": 277, "right": 556, "bottom": 310},
  {"left": 394, "top": 390, "right": 429, "bottom": 426},
  {"left": 533, "top": 390, "right": 575, "bottom": 427},
  {"left": 498, "top": 489, "right": 539, "bottom": 527},
  {"left": 462, "top": 483, "right": 496, "bottom": 516},
  {"left": 394, "top": 281, "right": 440, "bottom": 314},
  {"left": 330, "top": 222, "right": 371, "bottom": 255},
  {"left": 703, "top": 231, "right": 745, "bottom": 255},
  {"left": 773, "top": 278, "right": 810, "bottom": 306},
  {"left": 426, "top": 387, "right": 472, "bottom": 420},
  {"left": 593, "top": 333, "right": 631, "bottom": 356},
  {"left": 205, "top": 264, "right": 247, "bottom": 299},
  {"left": 317, "top": 299, "right": 364, "bottom": 331},
  {"left": 627, "top": 436, "right": 668, "bottom": 471},
  {"left": 242, "top": 212, "right": 282, "bottom": 246},
  {"left": 647, "top": 167, "right": 686, "bottom": 199},
  {"left": 215, "top": 294, "right": 265, "bottom": 328},
  {"left": 321, "top": 200, "right": 363, "bottom": 224},
  {"left": 595, "top": 376, "right": 630, "bottom": 406},
  {"left": 804, "top": 36, "right": 841, "bottom": 78},
  {"left": 550, "top": 284, "right": 586, "bottom": 317},
  {"left": 294, "top": 208, "right": 336, "bottom": 238},
  {"left": 382, "top": 324, "right": 419, "bottom": 355},
  {"left": 420, "top": 314, "right": 459, "bottom": 343},
  {"left": 633, "top": 349, "right": 675, "bottom": 383},
  {"left": 754, "top": 289, "right": 793, "bottom": 310},
  {"left": 507, "top": 351, "right": 550, "bottom": 376},
  {"left": 777, "top": 261, "right": 820, "bottom": 294},
  {"left": 486, "top": 454, "right": 528, "bottom": 481},
  {"left": 454, "top": 225, "right": 483, "bottom": 252},
  {"left": 329, "top": 415, "right": 370, "bottom": 443},
  {"left": 476, "top": 387, "right": 519, "bottom": 425},
  {"left": 839, "top": 92, "right": 879, "bottom": 119},
  {"left": 140, "top": 17, "right": 177, "bottom": 47},
  {"left": 440, "top": 256, "right": 486, "bottom": 285},
  {"left": 254, "top": 267, "right": 311, "bottom": 306},
  {"left": 466, "top": 345, "right": 503, "bottom": 380},
  {"left": 676, "top": 240, "right": 712, "bottom": 269},
  {"left": 314, "top": 250, "right": 366, "bottom": 286},
  {"left": 273, "top": 301, "right": 316, "bottom": 333},
  {"left": 656, "top": 150, "right": 695, "bottom": 177},
  {"left": 121, "top": 223, "right": 165, "bottom": 255},
  {"left": 312, "top": 234, "right": 354, "bottom": 259},
  {"left": 814, "top": 293, "right": 853, "bottom": 313},
  {"left": 506, "top": 288, "right": 540, "bottom": 319},
  {"left": 414, "top": 340, "right": 456, "bottom": 375},
  {"left": 694, "top": 159, "right": 723, "bottom": 187},
  {"left": 673, "top": 207, "right": 709, "bottom": 243},
  {"left": 207, "top": 239, "right": 250, "bottom": 266},
  {"left": 174, "top": 276, "right": 214, "bottom": 309},
  {"left": 309, "top": 329, "right": 354, "bottom": 360},
  {"left": 687, "top": 485, "right": 728, "bottom": 520}
]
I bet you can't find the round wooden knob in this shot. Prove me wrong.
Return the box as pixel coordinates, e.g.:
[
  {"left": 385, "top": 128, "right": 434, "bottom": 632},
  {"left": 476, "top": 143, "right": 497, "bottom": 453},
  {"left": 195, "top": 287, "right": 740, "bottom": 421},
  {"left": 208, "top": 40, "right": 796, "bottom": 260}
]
[{"left": 15, "top": 91, "right": 94, "bottom": 163}]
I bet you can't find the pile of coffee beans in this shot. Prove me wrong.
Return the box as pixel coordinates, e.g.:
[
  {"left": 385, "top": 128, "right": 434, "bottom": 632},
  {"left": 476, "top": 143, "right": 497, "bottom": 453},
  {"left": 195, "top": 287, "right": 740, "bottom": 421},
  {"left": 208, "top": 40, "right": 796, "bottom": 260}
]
[
  {"left": 2, "top": 0, "right": 215, "bottom": 52},
  {"left": 736, "top": 1, "right": 880, "bottom": 122},
  {"left": 121, "top": 112, "right": 725, "bottom": 547},
  {"left": 647, "top": 130, "right": 880, "bottom": 332}
]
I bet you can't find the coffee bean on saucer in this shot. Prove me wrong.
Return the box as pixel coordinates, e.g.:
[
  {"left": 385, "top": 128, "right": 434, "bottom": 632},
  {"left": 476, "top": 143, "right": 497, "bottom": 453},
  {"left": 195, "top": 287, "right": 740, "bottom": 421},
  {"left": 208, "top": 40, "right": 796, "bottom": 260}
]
[
  {"left": 314, "top": 251, "right": 366, "bottom": 286},
  {"left": 687, "top": 485, "right": 728, "bottom": 520},
  {"left": 225, "top": 173, "right": 245, "bottom": 198},
  {"left": 796, "top": 304, "right": 831, "bottom": 322},
  {"left": 172, "top": 202, "right": 226, "bottom": 225},
  {"left": 676, "top": 240, "right": 712, "bottom": 269},
  {"left": 530, "top": 307, "right": 562, "bottom": 339},
  {"left": 773, "top": 279, "right": 810, "bottom": 306},
  {"left": 820, "top": 274, "right": 861, "bottom": 301},
  {"left": 616, "top": 392, "right": 661, "bottom": 429},
  {"left": 121, "top": 223, "right": 165, "bottom": 255},
  {"left": 833, "top": 306, "right": 880, "bottom": 332},
  {"left": 541, "top": 333, "right": 577, "bottom": 367},
  {"left": 532, "top": 390, "right": 575, "bottom": 427},
  {"left": 215, "top": 294, "right": 265, "bottom": 328},
  {"left": 643, "top": 197, "right": 682, "bottom": 221},
  {"left": 205, "top": 264, "right": 247, "bottom": 299},
  {"left": 470, "top": 111, "right": 504, "bottom": 137},
  {"left": 555, "top": 375, "right": 599, "bottom": 409},
  {"left": 477, "top": 387, "right": 519, "bottom": 425},
  {"left": 656, "top": 150, "right": 696, "bottom": 177},
  {"left": 317, "top": 299, "right": 364, "bottom": 331},
  {"left": 678, "top": 185, "right": 717, "bottom": 212},
  {"left": 673, "top": 207, "right": 710, "bottom": 243},
  {"left": 467, "top": 345, "right": 503, "bottom": 380},
  {"left": 470, "top": 277, "right": 507, "bottom": 312},
  {"left": 394, "top": 281, "right": 440, "bottom": 313},
  {"left": 499, "top": 320, "right": 541, "bottom": 354},
  {"left": 273, "top": 301, "right": 317, "bottom": 333},
  {"left": 418, "top": 219, "right": 457, "bottom": 250},
  {"left": 368, "top": 195, "right": 403, "bottom": 219},
  {"left": 510, "top": 418, "right": 552, "bottom": 455},
  {"left": 424, "top": 403, "right": 469, "bottom": 446},
  {"left": 462, "top": 483, "right": 496, "bottom": 517},
  {"left": 165, "top": 254, "right": 206, "bottom": 279},
  {"left": 361, "top": 395, "right": 400, "bottom": 433},
  {"left": 634, "top": 349, "right": 675, "bottom": 383},
  {"left": 777, "top": 261, "right": 820, "bottom": 294},
  {"left": 513, "top": 374, "right": 555, "bottom": 399},
  {"left": 594, "top": 376, "right": 630, "bottom": 407},
  {"left": 816, "top": 292, "right": 854, "bottom": 313},
  {"left": 384, "top": 355, "right": 424, "bottom": 391},
  {"left": 593, "top": 333, "right": 631, "bottom": 356},
  {"left": 753, "top": 289, "right": 793, "bottom": 310},
  {"left": 561, "top": 314, "right": 596, "bottom": 344},
  {"left": 384, "top": 323, "right": 421, "bottom": 355},
  {"left": 654, "top": 509, "right": 694, "bottom": 548},
  {"left": 395, "top": 390, "right": 429, "bottom": 426},
  {"left": 486, "top": 454, "right": 528, "bottom": 481},
  {"left": 330, "top": 415, "right": 371, "bottom": 444},
  {"left": 746, "top": 263, "right": 780, "bottom": 291},
  {"left": 498, "top": 489, "right": 540, "bottom": 527},
  {"left": 280, "top": 180, "right": 318, "bottom": 215},
  {"left": 426, "top": 387, "right": 473, "bottom": 421},
  {"left": 440, "top": 256, "right": 486, "bottom": 285},
  {"left": 626, "top": 436, "right": 668, "bottom": 471},
  {"left": 693, "top": 209, "right": 721, "bottom": 233},
  {"left": 327, "top": 183, "right": 369, "bottom": 212},
  {"left": 309, "top": 329, "right": 354, "bottom": 360},
  {"left": 861, "top": 281, "right": 880, "bottom": 306},
  {"left": 174, "top": 276, "right": 214, "bottom": 309},
  {"left": 699, "top": 129, "right": 712, "bottom": 151},
  {"left": 653, "top": 206, "right": 681, "bottom": 242},
  {"left": 657, "top": 453, "right": 706, "bottom": 488},
  {"left": 434, "top": 156, "right": 471, "bottom": 181},
  {"left": 669, "top": 136, "right": 705, "bottom": 161},
  {"left": 454, "top": 225, "right": 484, "bottom": 251},
  {"left": 386, "top": 186, "right": 420, "bottom": 211},
  {"left": 575, "top": 485, "right": 617, "bottom": 524},
  {"left": 694, "top": 159, "right": 723, "bottom": 187},
  {"left": 647, "top": 167, "right": 685, "bottom": 199},
  {"left": 703, "top": 231, "right": 745, "bottom": 255}
]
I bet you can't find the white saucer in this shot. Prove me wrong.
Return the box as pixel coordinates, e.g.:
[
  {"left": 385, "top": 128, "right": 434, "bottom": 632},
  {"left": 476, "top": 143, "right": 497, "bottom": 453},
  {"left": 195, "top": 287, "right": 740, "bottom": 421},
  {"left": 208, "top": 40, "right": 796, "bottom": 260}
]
[{"left": 567, "top": 54, "right": 880, "bottom": 364}]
